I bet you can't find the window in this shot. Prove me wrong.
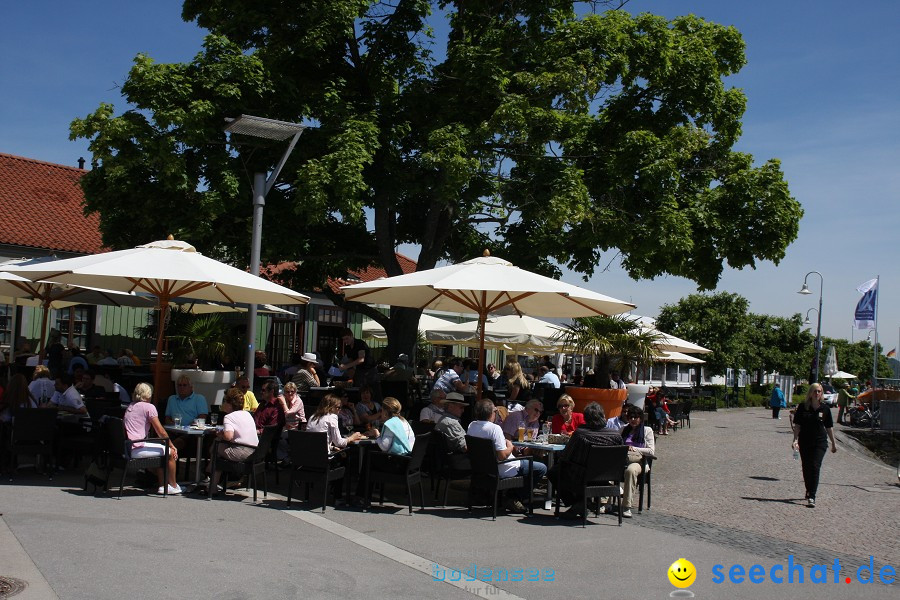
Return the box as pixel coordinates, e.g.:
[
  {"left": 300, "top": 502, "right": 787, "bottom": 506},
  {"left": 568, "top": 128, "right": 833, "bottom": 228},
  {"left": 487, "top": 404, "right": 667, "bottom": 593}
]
[
  {"left": 317, "top": 306, "right": 343, "bottom": 324},
  {"left": 0, "top": 304, "right": 12, "bottom": 349},
  {"left": 56, "top": 306, "right": 93, "bottom": 351}
]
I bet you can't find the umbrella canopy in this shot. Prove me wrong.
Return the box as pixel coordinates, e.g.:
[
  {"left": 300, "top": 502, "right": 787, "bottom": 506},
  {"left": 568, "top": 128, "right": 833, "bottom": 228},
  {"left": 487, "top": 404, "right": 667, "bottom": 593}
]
[
  {"left": 1, "top": 260, "right": 158, "bottom": 358},
  {"left": 828, "top": 370, "right": 857, "bottom": 380},
  {"left": 343, "top": 252, "right": 635, "bottom": 398},
  {"left": 361, "top": 313, "right": 454, "bottom": 340},
  {"left": 426, "top": 314, "right": 565, "bottom": 351},
  {"left": 654, "top": 350, "right": 706, "bottom": 364},
  {"left": 5, "top": 238, "right": 309, "bottom": 401},
  {"left": 628, "top": 315, "right": 711, "bottom": 354}
]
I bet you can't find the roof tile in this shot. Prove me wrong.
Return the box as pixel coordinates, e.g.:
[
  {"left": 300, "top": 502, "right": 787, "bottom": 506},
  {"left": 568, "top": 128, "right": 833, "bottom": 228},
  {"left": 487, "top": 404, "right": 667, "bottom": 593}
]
[{"left": 0, "top": 152, "right": 104, "bottom": 255}]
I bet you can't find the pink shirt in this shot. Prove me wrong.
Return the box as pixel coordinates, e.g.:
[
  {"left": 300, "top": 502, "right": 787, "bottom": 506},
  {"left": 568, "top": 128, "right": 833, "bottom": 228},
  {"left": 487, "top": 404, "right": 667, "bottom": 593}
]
[
  {"left": 124, "top": 401, "right": 158, "bottom": 448},
  {"left": 224, "top": 409, "right": 259, "bottom": 447}
]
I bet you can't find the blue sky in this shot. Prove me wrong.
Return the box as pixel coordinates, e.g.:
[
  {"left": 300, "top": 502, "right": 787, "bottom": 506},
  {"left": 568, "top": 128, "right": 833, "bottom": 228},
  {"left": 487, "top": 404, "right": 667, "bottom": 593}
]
[{"left": 2, "top": 1, "right": 899, "bottom": 350}]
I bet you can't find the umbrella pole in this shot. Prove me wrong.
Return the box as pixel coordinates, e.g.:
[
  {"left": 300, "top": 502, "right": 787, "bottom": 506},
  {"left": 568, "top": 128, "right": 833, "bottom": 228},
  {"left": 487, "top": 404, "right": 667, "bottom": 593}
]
[
  {"left": 37, "top": 295, "right": 51, "bottom": 363},
  {"left": 153, "top": 298, "right": 170, "bottom": 406},
  {"left": 476, "top": 311, "right": 487, "bottom": 402}
]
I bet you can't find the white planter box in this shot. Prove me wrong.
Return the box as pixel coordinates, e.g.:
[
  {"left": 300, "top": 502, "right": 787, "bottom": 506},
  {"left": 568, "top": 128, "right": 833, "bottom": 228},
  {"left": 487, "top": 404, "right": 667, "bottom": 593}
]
[{"left": 171, "top": 369, "right": 236, "bottom": 407}]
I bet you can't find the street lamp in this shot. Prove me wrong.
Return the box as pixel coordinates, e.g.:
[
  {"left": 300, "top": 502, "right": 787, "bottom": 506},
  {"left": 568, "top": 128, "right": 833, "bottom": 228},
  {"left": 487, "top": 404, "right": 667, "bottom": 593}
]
[
  {"left": 224, "top": 115, "right": 307, "bottom": 389},
  {"left": 798, "top": 271, "right": 824, "bottom": 383},
  {"left": 803, "top": 308, "right": 818, "bottom": 326}
]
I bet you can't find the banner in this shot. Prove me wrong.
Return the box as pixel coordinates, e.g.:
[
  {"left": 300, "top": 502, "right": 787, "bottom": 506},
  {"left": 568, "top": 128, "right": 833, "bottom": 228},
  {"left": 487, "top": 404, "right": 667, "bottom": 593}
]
[{"left": 854, "top": 278, "right": 878, "bottom": 329}]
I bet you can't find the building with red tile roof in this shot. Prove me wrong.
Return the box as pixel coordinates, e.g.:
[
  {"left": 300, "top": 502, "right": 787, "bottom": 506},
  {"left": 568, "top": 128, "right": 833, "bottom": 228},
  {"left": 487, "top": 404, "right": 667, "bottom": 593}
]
[{"left": 0, "top": 152, "right": 103, "bottom": 258}]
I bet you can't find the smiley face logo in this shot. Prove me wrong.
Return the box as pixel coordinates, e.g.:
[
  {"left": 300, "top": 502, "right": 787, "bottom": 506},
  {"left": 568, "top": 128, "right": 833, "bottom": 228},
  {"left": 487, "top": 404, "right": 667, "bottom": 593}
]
[{"left": 668, "top": 559, "right": 696, "bottom": 588}]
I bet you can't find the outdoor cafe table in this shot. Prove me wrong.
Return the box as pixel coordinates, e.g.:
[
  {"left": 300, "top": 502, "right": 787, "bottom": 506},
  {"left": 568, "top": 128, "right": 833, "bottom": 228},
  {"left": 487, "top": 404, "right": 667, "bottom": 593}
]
[
  {"left": 512, "top": 440, "right": 565, "bottom": 510},
  {"left": 343, "top": 438, "right": 377, "bottom": 497},
  {"left": 164, "top": 424, "right": 217, "bottom": 486}
]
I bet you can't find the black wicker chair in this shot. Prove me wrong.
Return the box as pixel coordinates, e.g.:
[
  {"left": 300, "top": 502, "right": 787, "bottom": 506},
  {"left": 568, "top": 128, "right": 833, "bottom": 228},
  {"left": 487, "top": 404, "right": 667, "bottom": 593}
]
[
  {"left": 103, "top": 416, "right": 171, "bottom": 498},
  {"left": 286, "top": 430, "right": 346, "bottom": 512},
  {"left": 365, "top": 433, "right": 432, "bottom": 514},
  {"left": 208, "top": 427, "right": 276, "bottom": 502},
  {"left": 465, "top": 434, "right": 533, "bottom": 520},
  {"left": 555, "top": 444, "right": 628, "bottom": 527}
]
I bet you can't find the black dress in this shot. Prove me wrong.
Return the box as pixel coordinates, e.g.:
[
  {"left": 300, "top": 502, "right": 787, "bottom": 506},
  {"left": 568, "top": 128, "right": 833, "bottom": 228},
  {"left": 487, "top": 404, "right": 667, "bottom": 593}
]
[{"left": 793, "top": 402, "right": 832, "bottom": 499}]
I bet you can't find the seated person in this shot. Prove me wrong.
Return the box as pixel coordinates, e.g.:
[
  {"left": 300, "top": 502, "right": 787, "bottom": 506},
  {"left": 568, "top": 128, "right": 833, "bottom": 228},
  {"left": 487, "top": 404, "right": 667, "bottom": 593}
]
[
  {"left": 290, "top": 352, "right": 321, "bottom": 394},
  {"left": 253, "top": 380, "right": 285, "bottom": 434},
  {"left": 547, "top": 402, "right": 622, "bottom": 519},
  {"left": 433, "top": 358, "right": 470, "bottom": 395},
  {"left": 537, "top": 365, "right": 561, "bottom": 389},
  {"left": 204, "top": 388, "right": 259, "bottom": 491},
  {"left": 28, "top": 365, "right": 56, "bottom": 405},
  {"left": 77, "top": 371, "right": 107, "bottom": 399},
  {"left": 235, "top": 375, "right": 259, "bottom": 412},
  {"left": 66, "top": 348, "right": 89, "bottom": 375},
  {"left": 467, "top": 399, "right": 547, "bottom": 514},
  {"left": 337, "top": 394, "right": 360, "bottom": 435},
  {"left": 370, "top": 397, "right": 415, "bottom": 456},
  {"left": 419, "top": 389, "right": 447, "bottom": 423},
  {"left": 124, "top": 382, "right": 180, "bottom": 494},
  {"left": 46, "top": 373, "right": 88, "bottom": 416},
  {"left": 435, "top": 395, "right": 468, "bottom": 454},
  {"left": 306, "top": 394, "right": 365, "bottom": 451},
  {"left": 501, "top": 399, "right": 543, "bottom": 440},
  {"left": 355, "top": 386, "right": 381, "bottom": 429},
  {"left": 279, "top": 382, "right": 306, "bottom": 431},
  {"left": 165, "top": 375, "right": 209, "bottom": 452},
  {"left": 611, "top": 404, "right": 656, "bottom": 518},
  {"left": 550, "top": 394, "right": 584, "bottom": 435}
]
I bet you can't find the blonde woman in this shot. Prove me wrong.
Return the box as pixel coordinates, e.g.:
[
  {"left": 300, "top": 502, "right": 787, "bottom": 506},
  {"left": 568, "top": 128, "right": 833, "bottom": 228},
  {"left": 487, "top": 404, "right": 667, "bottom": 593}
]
[
  {"left": 505, "top": 361, "right": 531, "bottom": 404},
  {"left": 791, "top": 383, "right": 837, "bottom": 507},
  {"left": 372, "top": 397, "right": 415, "bottom": 455},
  {"left": 551, "top": 394, "right": 585, "bottom": 434},
  {"left": 124, "top": 383, "right": 180, "bottom": 494}
]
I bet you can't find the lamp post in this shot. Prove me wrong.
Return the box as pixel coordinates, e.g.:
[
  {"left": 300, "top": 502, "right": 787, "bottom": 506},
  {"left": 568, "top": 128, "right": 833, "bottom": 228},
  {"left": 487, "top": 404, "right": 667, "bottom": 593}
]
[
  {"left": 224, "top": 115, "right": 307, "bottom": 390},
  {"left": 798, "top": 271, "right": 824, "bottom": 383}
]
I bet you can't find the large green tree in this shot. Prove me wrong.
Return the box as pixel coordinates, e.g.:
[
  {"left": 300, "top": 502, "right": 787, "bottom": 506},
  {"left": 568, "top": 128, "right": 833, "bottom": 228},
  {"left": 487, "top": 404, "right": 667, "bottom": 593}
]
[
  {"left": 71, "top": 1, "right": 802, "bottom": 360},
  {"left": 656, "top": 292, "right": 751, "bottom": 376}
]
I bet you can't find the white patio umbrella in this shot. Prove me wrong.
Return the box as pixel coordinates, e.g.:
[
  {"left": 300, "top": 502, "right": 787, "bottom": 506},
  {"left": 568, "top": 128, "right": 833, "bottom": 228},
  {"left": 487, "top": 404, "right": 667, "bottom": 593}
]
[
  {"left": 654, "top": 350, "right": 707, "bottom": 364},
  {"left": 628, "top": 315, "right": 712, "bottom": 354},
  {"left": 361, "top": 313, "right": 454, "bottom": 340},
  {"left": 5, "top": 238, "right": 309, "bottom": 401},
  {"left": 426, "top": 314, "right": 566, "bottom": 352},
  {"left": 342, "top": 251, "right": 636, "bottom": 398},
  {"left": 1, "top": 261, "right": 157, "bottom": 359},
  {"left": 828, "top": 370, "right": 857, "bottom": 380}
]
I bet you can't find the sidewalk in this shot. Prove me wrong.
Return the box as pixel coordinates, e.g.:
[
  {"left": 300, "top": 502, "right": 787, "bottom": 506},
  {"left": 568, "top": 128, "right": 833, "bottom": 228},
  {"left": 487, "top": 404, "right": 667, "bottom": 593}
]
[{"left": 0, "top": 408, "right": 897, "bottom": 599}]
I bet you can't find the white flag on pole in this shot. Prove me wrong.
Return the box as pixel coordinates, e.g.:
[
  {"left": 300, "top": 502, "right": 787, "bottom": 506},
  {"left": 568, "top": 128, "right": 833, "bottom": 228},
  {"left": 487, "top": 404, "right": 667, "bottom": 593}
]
[{"left": 854, "top": 278, "right": 878, "bottom": 329}]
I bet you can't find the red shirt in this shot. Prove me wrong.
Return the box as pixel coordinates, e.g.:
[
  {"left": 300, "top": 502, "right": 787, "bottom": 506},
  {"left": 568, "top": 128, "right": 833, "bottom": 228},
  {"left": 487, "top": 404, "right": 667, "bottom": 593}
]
[{"left": 551, "top": 411, "right": 585, "bottom": 434}]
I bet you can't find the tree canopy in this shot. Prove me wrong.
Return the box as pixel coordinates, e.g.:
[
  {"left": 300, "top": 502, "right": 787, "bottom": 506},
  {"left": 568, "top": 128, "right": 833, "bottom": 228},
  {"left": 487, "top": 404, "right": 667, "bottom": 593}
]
[{"left": 71, "top": 1, "right": 802, "bottom": 359}]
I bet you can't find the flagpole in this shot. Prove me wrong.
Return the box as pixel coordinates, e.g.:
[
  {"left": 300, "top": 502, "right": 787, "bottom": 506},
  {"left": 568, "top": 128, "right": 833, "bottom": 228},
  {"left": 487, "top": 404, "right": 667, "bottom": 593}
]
[{"left": 871, "top": 275, "right": 879, "bottom": 417}]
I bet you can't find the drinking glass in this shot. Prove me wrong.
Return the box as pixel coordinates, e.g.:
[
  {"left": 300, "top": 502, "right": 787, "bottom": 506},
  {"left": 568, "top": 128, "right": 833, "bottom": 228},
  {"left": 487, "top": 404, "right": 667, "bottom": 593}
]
[
  {"left": 173, "top": 415, "right": 182, "bottom": 428},
  {"left": 210, "top": 413, "right": 219, "bottom": 426}
]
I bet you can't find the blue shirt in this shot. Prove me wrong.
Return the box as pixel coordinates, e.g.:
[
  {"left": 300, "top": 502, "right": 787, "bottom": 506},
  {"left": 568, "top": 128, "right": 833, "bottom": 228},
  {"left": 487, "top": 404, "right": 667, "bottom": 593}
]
[
  {"left": 434, "top": 369, "right": 461, "bottom": 393},
  {"left": 165, "top": 392, "right": 208, "bottom": 423},
  {"left": 539, "top": 372, "right": 561, "bottom": 388}
]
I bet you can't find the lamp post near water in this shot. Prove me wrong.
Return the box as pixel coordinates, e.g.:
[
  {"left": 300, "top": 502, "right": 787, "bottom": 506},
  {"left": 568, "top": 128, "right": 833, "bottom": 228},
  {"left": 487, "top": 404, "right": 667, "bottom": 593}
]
[{"left": 798, "top": 271, "right": 824, "bottom": 383}]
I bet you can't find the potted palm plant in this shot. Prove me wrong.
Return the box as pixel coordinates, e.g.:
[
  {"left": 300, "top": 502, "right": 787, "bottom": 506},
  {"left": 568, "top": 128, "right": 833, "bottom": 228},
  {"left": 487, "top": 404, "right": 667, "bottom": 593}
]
[{"left": 555, "top": 315, "right": 661, "bottom": 417}]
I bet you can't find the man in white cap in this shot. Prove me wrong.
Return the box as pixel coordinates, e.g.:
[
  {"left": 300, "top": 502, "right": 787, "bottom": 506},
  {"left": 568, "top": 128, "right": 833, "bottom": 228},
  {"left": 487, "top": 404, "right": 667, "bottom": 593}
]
[
  {"left": 291, "top": 352, "right": 321, "bottom": 394},
  {"left": 435, "top": 392, "right": 468, "bottom": 453}
]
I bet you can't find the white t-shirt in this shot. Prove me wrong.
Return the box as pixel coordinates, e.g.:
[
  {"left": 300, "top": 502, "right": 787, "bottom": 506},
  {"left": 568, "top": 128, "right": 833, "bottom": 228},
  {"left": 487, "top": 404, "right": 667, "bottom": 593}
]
[
  {"left": 224, "top": 410, "right": 259, "bottom": 447},
  {"left": 467, "top": 420, "right": 519, "bottom": 478},
  {"left": 29, "top": 379, "right": 56, "bottom": 403}
]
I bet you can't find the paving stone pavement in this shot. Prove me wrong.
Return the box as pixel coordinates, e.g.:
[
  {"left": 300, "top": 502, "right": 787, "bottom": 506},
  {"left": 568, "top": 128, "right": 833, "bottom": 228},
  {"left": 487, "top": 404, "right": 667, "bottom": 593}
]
[{"left": 637, "top": 407, "right": 900, "bottom": 568}]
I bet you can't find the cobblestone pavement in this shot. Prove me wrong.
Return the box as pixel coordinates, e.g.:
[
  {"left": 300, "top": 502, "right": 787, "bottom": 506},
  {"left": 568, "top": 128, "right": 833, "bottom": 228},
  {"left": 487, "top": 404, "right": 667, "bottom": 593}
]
[{"left": 640, "top": 407, "right": 900, "bottom": 568}]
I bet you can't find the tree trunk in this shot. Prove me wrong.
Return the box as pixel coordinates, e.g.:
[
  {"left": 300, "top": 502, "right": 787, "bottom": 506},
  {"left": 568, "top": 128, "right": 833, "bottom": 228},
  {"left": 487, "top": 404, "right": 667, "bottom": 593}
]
[
  {"left": 597, "top": 355, "right": 612, "bottom": 389},
  {"left": 385, "top": 306, "right": 422, "bottom": 363}
]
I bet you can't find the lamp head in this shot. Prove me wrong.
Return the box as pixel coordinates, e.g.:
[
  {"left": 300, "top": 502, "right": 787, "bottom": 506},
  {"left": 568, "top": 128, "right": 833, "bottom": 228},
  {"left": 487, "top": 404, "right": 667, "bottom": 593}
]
[
  {"left": 803, "top": 318, "right": 811, "bottom": 325},
  {"left": 798, "top": 283, "right": 812, "bottom": 295}
]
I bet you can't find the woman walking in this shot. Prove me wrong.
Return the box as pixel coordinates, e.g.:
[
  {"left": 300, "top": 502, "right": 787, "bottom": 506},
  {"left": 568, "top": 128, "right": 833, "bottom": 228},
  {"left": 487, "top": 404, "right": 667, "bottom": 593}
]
[
  {"left": 791, "top": 383, "right": 837, "bottom": 507},
  {"left": 770, "top": 382, "right": 786, "bottom": 419}
]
